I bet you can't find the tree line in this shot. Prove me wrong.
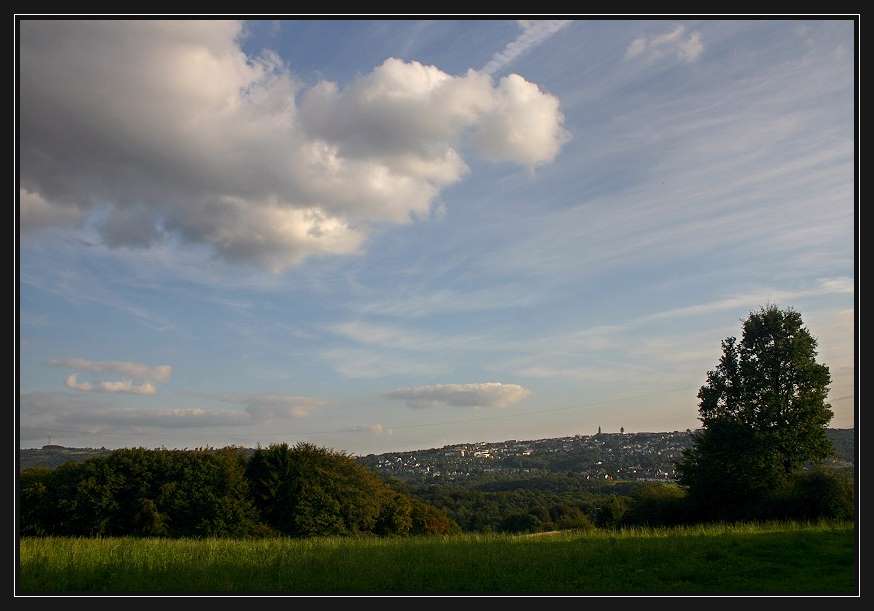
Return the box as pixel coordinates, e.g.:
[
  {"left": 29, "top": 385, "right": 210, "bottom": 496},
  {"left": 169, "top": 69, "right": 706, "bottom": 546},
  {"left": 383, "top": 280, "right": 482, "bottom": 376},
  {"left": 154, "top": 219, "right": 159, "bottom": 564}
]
[{"left": 20, "top": 443, "right": 458, "bottom": 538}]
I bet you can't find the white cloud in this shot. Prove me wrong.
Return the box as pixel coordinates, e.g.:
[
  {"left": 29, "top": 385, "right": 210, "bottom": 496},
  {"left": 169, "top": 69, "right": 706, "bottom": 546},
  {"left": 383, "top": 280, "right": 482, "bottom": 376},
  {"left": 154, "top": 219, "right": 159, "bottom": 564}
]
[
  {"left": 64, "top": 374, "right": 91, "bottom": 392},
  {"left": 384, "top": 382, "right": 531, "bottom": 408},
  {"left": 21, "top": 21, "right": 568, "bottom": 271},
  {"left": 483, "top": 20, "right": 571, "bottom": 75},
  {"left": 626, "top": 25, "right": 703, "bottom": 63},
  {"left": 473, "top": 74, "right": 570, "bottom": 166},
  {"left": 64, "top": 374, "right": 157, "bottom": 395},
  {"left": 50, "top": 358, "right": 173, "bottom": 382}
]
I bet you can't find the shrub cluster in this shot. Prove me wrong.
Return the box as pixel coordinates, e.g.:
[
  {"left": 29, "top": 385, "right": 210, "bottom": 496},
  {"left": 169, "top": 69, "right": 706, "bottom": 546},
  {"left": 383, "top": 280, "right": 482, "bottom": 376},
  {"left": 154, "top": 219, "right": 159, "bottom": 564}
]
[
  {"left": 20, "top": 443, "right": 458, "bottom": 538},
  {"left": 618, "top": 470, "right": 854, "bottom": 526}
]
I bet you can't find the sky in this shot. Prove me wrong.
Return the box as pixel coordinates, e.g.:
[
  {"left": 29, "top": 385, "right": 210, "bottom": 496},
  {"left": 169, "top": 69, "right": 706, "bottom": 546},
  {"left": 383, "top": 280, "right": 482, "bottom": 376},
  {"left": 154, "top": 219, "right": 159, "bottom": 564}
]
[{"left": 18, "top": 19, "right": 856, "bottom": 454}]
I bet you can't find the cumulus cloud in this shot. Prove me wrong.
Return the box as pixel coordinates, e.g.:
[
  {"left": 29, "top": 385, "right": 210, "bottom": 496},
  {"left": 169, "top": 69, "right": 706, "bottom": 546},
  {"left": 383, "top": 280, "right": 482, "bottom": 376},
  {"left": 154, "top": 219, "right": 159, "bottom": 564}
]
[
  {"left": 52, "top": 358, "right": 170, "bottom": 395},
  {"left": 626, "top": 25, "right": 703, "bottom": 63},
  {"left": 483, "top": 20, "right": 571, "bottom": 75},
  {"left": 472, "top": 73, "right": 569, "bottom": 166},
  {"left": 384, "top": 382, "right": 531, "bottom": 408},
  {"left": 64, "top": 374, "right": 157, "bottom": 396},
  {"left": 50, "top": 358, "right": 173, "bottom": 382},
  {"left": 20, "top": 21, "right": 568, "bottom": 271}
]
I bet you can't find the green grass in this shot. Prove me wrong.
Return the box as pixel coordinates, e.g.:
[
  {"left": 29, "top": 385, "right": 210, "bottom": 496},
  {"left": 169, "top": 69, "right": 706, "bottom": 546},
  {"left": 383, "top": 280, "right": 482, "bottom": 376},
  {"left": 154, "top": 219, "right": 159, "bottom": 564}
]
[{"left": 19, "top": 521, "right": 856, "bottom": 594}]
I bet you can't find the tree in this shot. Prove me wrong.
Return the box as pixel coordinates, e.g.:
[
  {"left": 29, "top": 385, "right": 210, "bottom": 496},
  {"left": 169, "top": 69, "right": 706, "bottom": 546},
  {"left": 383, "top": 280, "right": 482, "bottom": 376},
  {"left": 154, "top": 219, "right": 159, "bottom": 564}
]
[
  {"left": 244, "top": 442, "right": 456, "bottom": 537},
  {"left": 676, "top": 305, "right": 833, "bottom": 518}
]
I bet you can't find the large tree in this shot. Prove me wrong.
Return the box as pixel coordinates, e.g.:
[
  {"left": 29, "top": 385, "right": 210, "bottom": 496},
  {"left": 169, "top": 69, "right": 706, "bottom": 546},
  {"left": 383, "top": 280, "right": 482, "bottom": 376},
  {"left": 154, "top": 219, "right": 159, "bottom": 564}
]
[{"left": 677, "top": 305, "right": 833, "bottom": 517}]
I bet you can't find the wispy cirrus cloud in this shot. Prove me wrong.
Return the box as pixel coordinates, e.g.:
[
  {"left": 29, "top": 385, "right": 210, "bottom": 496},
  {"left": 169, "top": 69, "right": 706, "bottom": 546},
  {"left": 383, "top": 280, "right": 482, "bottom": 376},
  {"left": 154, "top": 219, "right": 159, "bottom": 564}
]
[
  {"left": 343, "top": 423, "right": 391, "bottom": 435},
  {"left": 483, "top": 20, "right": 572, "bottom": 75},
  {"left": 385, "top": 382, "right": 531, "bottom": 409},
  {"left": 625, "top": 25, "right": 703, "bottom": 63},
  {"left": 639, "top": 277, "right": 853, "bottom": 322},
  {"left": 207, "top": 393, "right": 326, "bottom": 420},
  {"left": 321, "top": 348, "right": 447, "bottom": 379}
]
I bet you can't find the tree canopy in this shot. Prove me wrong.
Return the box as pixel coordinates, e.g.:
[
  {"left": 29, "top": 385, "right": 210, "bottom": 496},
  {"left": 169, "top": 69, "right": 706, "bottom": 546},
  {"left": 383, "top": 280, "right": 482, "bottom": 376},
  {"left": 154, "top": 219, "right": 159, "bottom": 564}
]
[{"left": 677, "top": 305, "right": 834, "bottom": 517}]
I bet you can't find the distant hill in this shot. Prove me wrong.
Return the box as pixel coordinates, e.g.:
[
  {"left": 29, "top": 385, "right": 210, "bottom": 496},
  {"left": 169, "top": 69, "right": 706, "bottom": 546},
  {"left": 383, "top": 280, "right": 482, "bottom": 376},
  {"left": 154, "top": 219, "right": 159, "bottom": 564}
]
[
  {"left": 19, "top": 446, "right": 113, "bottom": 471},
  {"left": 19, "top": 428, "right": 854, "bottom": 477}
]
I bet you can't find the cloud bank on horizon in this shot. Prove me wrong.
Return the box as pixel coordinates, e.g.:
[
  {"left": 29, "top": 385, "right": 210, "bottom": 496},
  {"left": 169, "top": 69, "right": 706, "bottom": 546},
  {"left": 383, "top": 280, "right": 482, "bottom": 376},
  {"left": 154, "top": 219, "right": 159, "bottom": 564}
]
[{"left": 20, "top": 20, "right": 567, "bottom": 272}]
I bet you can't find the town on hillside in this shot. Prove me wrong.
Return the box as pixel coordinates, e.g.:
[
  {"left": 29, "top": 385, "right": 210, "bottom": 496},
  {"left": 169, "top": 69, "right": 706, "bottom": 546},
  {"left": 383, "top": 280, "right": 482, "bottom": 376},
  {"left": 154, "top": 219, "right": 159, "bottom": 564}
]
[{"left": 21, "top": 429, "right": 855, "bottom": 484}]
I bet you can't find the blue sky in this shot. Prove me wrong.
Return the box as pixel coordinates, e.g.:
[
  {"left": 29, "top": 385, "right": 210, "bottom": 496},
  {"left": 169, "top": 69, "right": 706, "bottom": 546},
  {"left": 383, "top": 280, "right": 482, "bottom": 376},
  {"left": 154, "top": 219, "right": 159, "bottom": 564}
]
[{"left": 19, "top": 19, "right": 855, "bottom": 453}]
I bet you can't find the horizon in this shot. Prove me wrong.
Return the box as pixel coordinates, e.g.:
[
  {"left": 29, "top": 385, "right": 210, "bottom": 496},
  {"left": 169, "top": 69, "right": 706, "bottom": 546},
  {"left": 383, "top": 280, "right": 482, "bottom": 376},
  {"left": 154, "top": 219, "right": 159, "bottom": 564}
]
[
  {"left": 19, "top": 19, "right": 855, "bottom": 455},
  {"left": 20, "top": 424, "right": 856, "bottom": 457}
]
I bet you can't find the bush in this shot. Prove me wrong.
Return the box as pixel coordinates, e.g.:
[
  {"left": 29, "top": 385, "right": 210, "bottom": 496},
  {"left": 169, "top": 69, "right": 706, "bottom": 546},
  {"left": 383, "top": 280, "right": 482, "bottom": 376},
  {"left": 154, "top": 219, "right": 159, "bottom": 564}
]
[
  {"left": 17, "top": 443, "right": 459, "bottom": 539},
  {"left": 768, "top": 469, "right": 854, "bottom": 521},
  {"left": 499, "top": 512, "right": 542, "bottom": 533},
  {"left": 595, "top": 495, "right": 630, "bottom": 528},
  {"left": 622, "top": 483, "right": 688, "bottom": 526},
  {"left": 245, "top": 443, "right": 458, "bottom": 537},
  {"left": 19, "top": 468, "right": 52, "bottom": 536},
  {"left": 19, "top": 447, "right": 259, "bottom": 537}
]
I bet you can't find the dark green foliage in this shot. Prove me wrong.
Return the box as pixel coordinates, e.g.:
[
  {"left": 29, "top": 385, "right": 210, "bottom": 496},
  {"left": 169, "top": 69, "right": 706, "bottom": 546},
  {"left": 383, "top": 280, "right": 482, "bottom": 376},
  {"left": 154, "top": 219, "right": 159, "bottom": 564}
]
[
  {"left": 245, "top": 442, "right": 457, "bottom": 537},
  {"left": 414, "top": 480, "right": 611, "bottom": 533},
  {"left": 21, "top": 447, "right": 259, "bottom": 537},
  {"left": 409, "top": 497, "right": 461, "bottom": 535},
  {"left": 499, "top": 512, "right": 543, "bottom": 533},
  {"left": 19, "top": 468, "right": 52, "bottom": 536},
  {"left": 549, "top": 503, "right": 595, "bottom": 531},
  {"left": 677, "top": 306, "right": 836, "bottom": 520},
  {"left": 621, "top": 483, "right": 688, "bottom": 526},
  {"left": 596, "top": 495, "right": 630, "bottom": 528},
  {"left": 769, "top": 469, "right": 855, "bottom": 521},
  {"left": 677, "top": 422, "right": 785, "bottom": 519},
  {"left": 20, "top": 443, "right": 457, "bottom": 539},
  {"left": 375, "top": 491, "right": 413, "bottom": 535},
  {"left": 133, "top": 498, "right": 167, "bottom": 536}
]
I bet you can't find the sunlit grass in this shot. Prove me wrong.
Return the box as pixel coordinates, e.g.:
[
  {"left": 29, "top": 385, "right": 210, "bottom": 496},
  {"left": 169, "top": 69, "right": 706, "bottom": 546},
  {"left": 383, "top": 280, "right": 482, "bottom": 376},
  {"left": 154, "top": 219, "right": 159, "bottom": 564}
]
[{"left": 19, "top": 521, "right": 855, "bottom": 593}]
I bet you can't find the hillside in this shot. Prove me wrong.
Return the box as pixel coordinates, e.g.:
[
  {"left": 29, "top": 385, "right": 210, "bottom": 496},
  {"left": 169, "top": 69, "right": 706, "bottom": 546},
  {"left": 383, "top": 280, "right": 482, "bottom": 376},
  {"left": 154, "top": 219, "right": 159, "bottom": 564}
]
[{"left": 19, "top": 429, "right": 854, "bottom": 479}]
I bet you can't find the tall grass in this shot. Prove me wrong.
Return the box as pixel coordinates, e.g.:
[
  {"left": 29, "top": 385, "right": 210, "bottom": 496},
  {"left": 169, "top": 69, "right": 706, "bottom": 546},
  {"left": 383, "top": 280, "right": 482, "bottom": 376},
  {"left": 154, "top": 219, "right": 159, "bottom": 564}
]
[{"left": 19, "top": 521, "right": 855, "bottom": 594}]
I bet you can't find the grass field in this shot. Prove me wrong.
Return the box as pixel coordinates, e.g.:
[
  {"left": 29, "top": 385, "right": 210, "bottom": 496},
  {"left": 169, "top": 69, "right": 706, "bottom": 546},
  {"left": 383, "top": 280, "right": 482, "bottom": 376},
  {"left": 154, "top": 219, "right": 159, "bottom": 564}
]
[{"left": 19, "top": 521, "right": 856, "bottom": 594}]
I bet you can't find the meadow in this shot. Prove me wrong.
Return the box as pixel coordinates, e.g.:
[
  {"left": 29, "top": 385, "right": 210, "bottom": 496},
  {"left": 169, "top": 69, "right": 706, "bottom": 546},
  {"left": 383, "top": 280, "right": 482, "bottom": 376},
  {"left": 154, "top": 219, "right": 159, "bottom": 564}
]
[{"left": 19, "top": 521, "right": 856, "bottom": 594}]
